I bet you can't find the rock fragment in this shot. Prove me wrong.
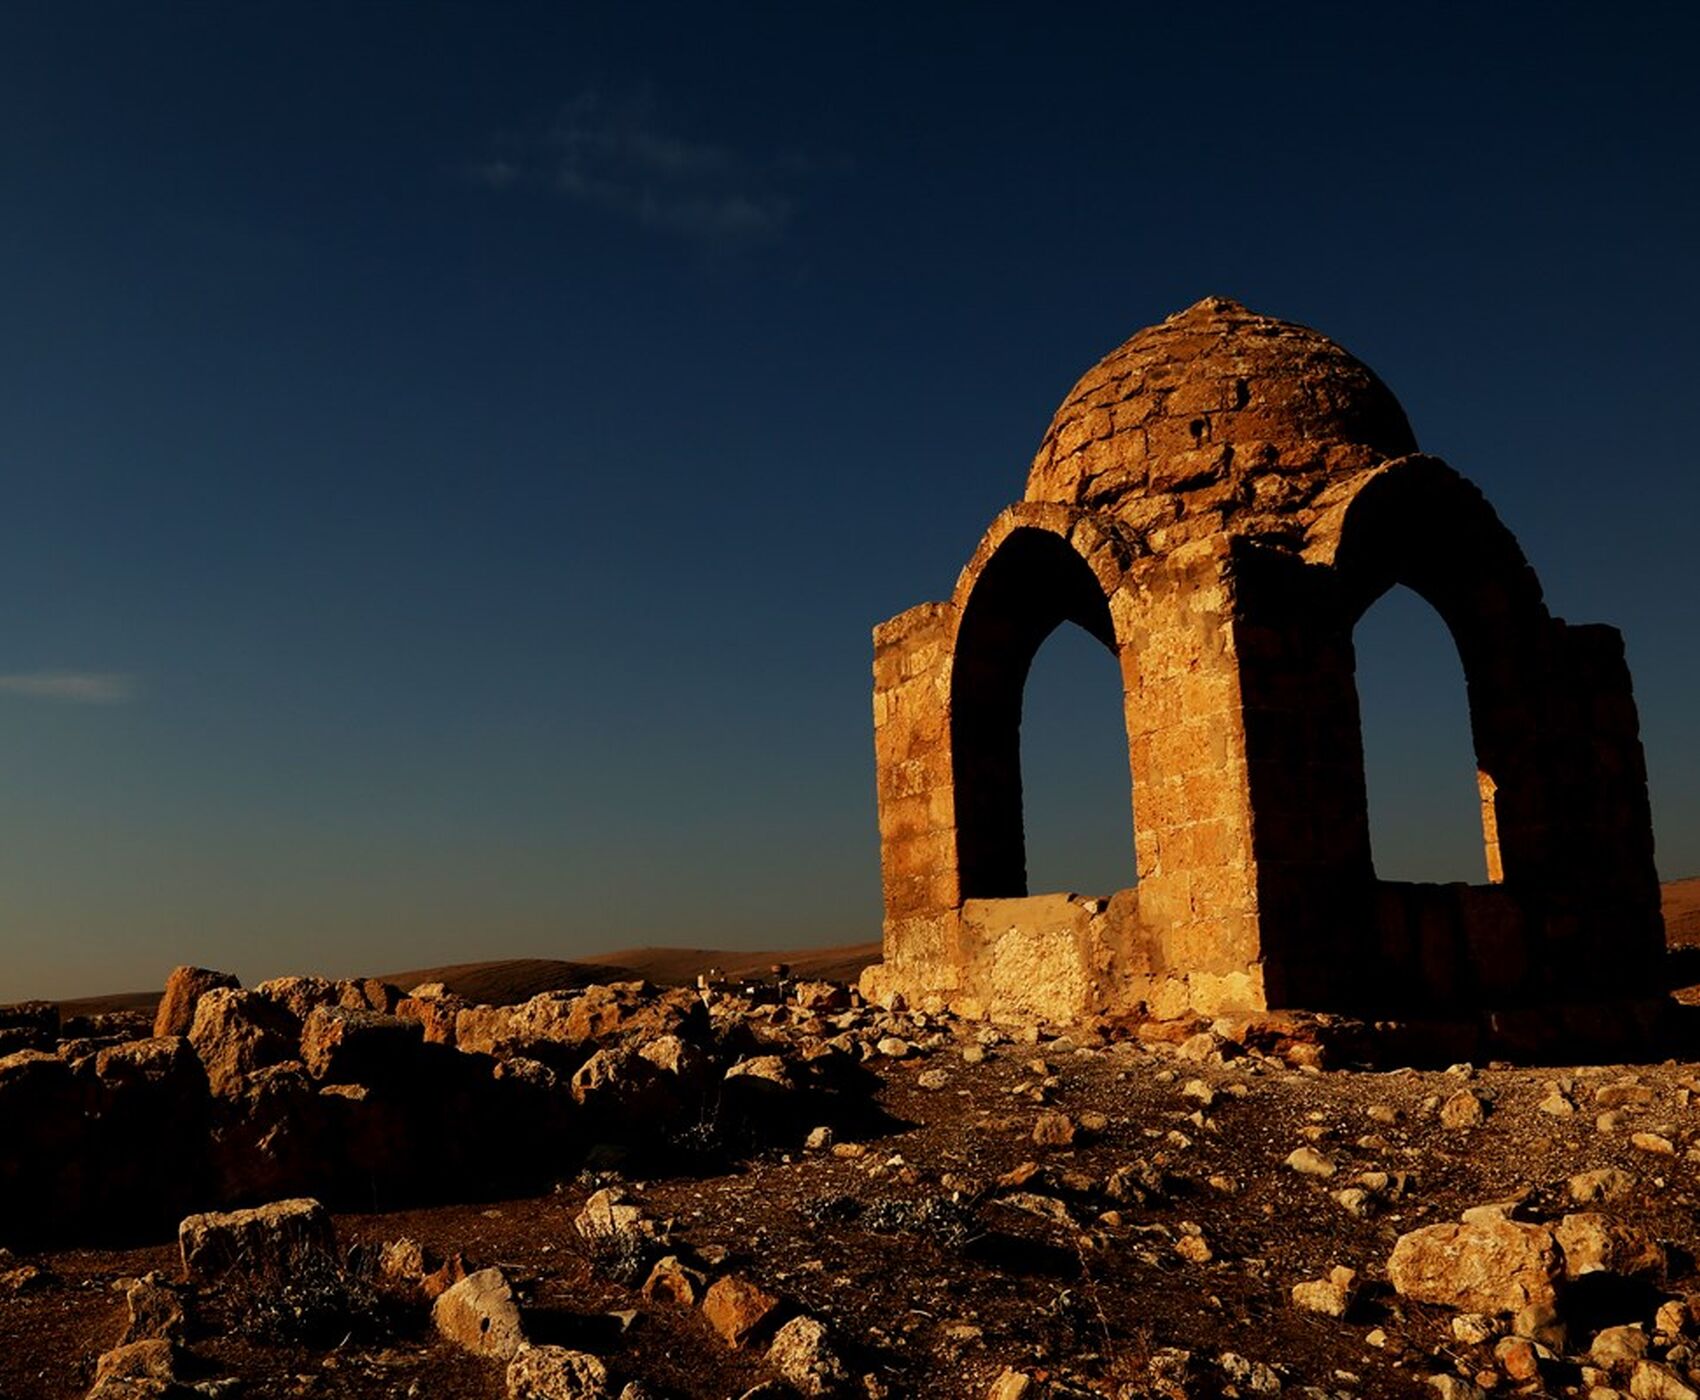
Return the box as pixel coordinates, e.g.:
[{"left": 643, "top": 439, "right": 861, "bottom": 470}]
[
  {"left": 153, "top": 967, "right": 241, "bottom": 1039},
  {"left": 178, "top": 1198, "right": 338, "bottom": 1289},
  {"left": 506, "top": 1344, "right": 612, "bottom": 1399},
  {"left": 766, "top": 1314, "right": 851, "bottom": 1395},
  {"left": 702, "top": 1275, "right": 781, "bottom": 1349},
  {"left": 1387, "top": 1218, "right": 1561, "bottom": 1314},
  {"left": 433, "top": 1267, "right": 526, "bottom": 1359}
]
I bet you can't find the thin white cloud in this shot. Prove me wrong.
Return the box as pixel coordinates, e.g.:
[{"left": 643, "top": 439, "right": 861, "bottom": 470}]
[
  {"left": 472, "top": 87, "right": 801, "bottom": 245},
  {"left": 0, "top": 671, "right": 138, "bottom": 703}
]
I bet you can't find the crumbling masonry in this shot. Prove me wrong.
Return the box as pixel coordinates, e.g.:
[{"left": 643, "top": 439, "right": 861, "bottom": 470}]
[{"left": 862, "top": 298, "right": 1665, "bottom": 1039}]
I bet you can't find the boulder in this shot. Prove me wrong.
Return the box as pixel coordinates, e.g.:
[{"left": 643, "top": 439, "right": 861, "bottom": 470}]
[
  {"left": 433, "top": 1266, "right": 526, "bottom": 1359},
  {"left": 93, "top": 1339, "right": 180, "bottom": 1384},
  {"left": 253, "top": 976, "right": 339, "bottom": 1022},
  {"left": 0, "top": 999, "right": 60, "bottom": 1052},
  {"left": 766, "top": 1315, "right": 850, "bottom": 1395},
  {"left": 93, "top": 1037, "right": 206, "bottom": 1098},
  {"left": 1387, "top": 1218, "right": 1562, "bottom": 1314},
  {"left": 456, "top": 1005, "right": 522, "bottom": 1058},
  {"left": 396, "top": 988, "right": 467, "bottom": 1046},
  {"left": 179, "top": 1197, "right": 339, "bottom": 1289},
  {"left": 575, "top": 1188, "right": 655, "bottom": 1243},
  {"left": 207, "top": 1062, "right": 323, "bottom": 1201},
  {"left": 153, "top": 968, "right": 239, "bottom": 1039},
  {"left": 118, "top": 1275, "right": 187, "bottom": 1345},
  {"left": 1291, "top": 1266, "right": 1358, "bottom": 1318},
  {"left": 506, "top": 1345, "right": 612, "bottom": 1399},
  {"left": 702, "top": 1274, "right": 781, "bottom": 1349},
  {"left": 300, "top": 1005, "right": 422, "bottom": 1083},
  {"left": 336, "top": 977, "right": 402, "bottom": 1014},
  {"left": 640, "top": 1255, "right": 706, "bottom": 1306},
  {"left": 187, "top": 989, "right": 299, "bottom": 1095},
  {"left": 1555, "top": 1213, "right": 1666, "bottom": 1279},
  {"left": 571, "top": 1048, "right": 678, "bottom": 1119}
]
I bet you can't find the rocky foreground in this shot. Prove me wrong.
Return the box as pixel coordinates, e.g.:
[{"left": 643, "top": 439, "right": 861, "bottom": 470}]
[{"left": 4, "top": 972, "right": 1700, "bottom": 1399}]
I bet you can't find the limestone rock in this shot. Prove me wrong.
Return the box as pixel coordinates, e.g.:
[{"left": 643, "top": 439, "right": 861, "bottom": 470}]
[
  {"left": 395, "top": 987, "right": 466, "bottom": 1046},
  {"left": 299, "top": 1005, "right": 422, "bottom": 1083},
  {"left": 1285, "top": 1146, "right": 1335, "bottom": 1178},
  {"left": 153, "top": 967, "right": 239, "bottom": 1039},
  {"left": 253, "top": 975, "right": 339, "bottom": 1022},
  {"left": 433, "top": 1266, "right": 526, "bottom": 1359},
  {"left": 1032, "top": 1110, "right": 1075, "bottom": 1147},
  {"left": 575, "top": 1188, "right": 655, "bottom": 1243},
  {"left": 766, "top": 1315, "right": 851, "bottom": 1396},
  {"left": 1290, "top": 1266, "right": 1358, "bottom": 1317},
  {"left": 1630, "top": 1361, "right": 1699, "bottom": 1400},
  {"left": 1440, "top": 1089, "right": 1486, "bottom": 1129},
  {"left": 506, "top": 1344, "right": 612, "bottom": 1399},
  {"left": 187, "top": 988, "right": 298, "bottom": 1095},
  {"left": 1570, "top": 1167, "right": 1637, "bottom": 1205},
  {"left": 1387, "top": 1219, "right": 1562, "bottom": 1314},
  {"left": 987, "top": 1371, "right": 1034, "bottom": 1400},
  {"left": 1555, "top": 1213, "right": 1665, "bottom": 1279},
  {"left": 179, "top": 1197, "right": 338, "bottom": 1289},
  {"left": 702, "top": 1274, "right": 781, "bottom": 1349},
  {"left": 118, "top": 1275, "right": 187, "bottom": 1345},
  {"left": 1593, "top": 1325, "right": 1651, "bottom": 1369},
  {"left": 640, "top": 1255, "right": 705, "bottom": 1306}
]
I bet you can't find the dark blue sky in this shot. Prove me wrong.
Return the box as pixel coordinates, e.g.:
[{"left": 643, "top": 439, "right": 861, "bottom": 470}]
[{"left": 3, "top": 3, "right": 1696, "bottom": 998}]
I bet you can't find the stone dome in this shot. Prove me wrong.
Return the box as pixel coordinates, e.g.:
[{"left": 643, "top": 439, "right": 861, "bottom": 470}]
[{"left": 1025, "top": 298, "right": 1417, "bottom": 538}]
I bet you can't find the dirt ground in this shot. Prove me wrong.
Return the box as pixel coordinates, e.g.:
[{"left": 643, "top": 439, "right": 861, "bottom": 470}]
[{"left": 7, "top": 984, "right": 1700, "bottom": 1400}]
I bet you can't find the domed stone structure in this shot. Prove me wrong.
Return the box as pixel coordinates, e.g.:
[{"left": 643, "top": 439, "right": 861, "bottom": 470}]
[{"left": 863, "top": 299, "right": 1664, "bottom": 1052}]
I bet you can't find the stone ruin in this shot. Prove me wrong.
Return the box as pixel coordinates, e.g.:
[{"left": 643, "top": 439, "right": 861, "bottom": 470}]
[{"left": 862, "top": 298, "right": 1666, "bottom": 1049}]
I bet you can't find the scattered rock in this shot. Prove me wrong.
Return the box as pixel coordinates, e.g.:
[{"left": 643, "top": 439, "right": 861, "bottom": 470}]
[
  {"left": 1554, "top": 1212, "right": 1665, "bottom": 1279},
  {"left": 1387, "top": 1218, "right": 1562, "bottom": 1314},
  {"left": 1291, "top": 1266, "right": 1357, "bottom": 1317},
  {"left": 506, "top": 1344, "right": 612, "bottom": 1400},
  {"left": 186, "top": 988, "right": 298, "bottom": 1095},
  {"left": 179, "top": 1197, "right": 338, "bottom": 1289},
  {"left": 1032, "top": 1110, "right": 1075, "bottom": 1148},
  {"left": 702, "top": 1274, "right": 781, "bottom": 1349},
  {"left": 640, "top": 1255, "right": 706, "bottom": 1306},
  {"left": 118, "top": 1275, "right": 187, "bottom": 1344},
  {"left": 1440, "top": 1089, "right": 1486, "bottom": 1129},
  {"left": 766, "top": 1314, "right": 851, "bottom": 1395},
  {"left": 154, "top": 967, "right": 240, "bottom": 1039},
  {"left": 1593, "top": 1324, "right": 1651, "bottom": 1369},
  {"left": 1285, "top": 1146, "right": 1334, "bottom": 1178},
  {"left": 1570, "top": 1166, "right": 1637, "bottom": 1205},
  {"left": 433, "top": 1267, "right": 526, "bottom": 1359},
  {"left": 1630, "top": 1361, "right": 1699, "bottom": 1400}
]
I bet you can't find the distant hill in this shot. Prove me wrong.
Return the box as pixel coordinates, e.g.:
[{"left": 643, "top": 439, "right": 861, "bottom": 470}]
[
  {"left": 56, "top": 941, "right": 882, "bottom": 1018},
  {"left": 50, "top": 882, "right": 1700, "bottom": 1019},
  {"left": 1664, "top": 876, "right": 1700, "bottom": 945}
]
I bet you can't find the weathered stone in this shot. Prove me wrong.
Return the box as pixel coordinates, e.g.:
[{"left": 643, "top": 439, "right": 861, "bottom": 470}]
[
  {"left": 766, "top": 1315, "right": 850, "bottom": 1396},
  {"left": 1593, "top": 1325, "right": 1651, "bottom": 1369},
  {"left": 1032, "top": 1110, "right": 1075, "bottom": 1148},
  {"left": 1570, "top": 1167, "right": 1637, "bottom": 1205},
  {"left": 574, "top": 1188, "right": 655, "bottom": 1243},
  {"left": 1440, "top": 1090, "right": 1486, "bottom": 1129},
  {"left": 1290, "top": 1266, "right": 1357, "bottom": 1317},
  {"left": 1555, "top": 1213, "right": 1665, "bottom": 1279},
  {"left": 337, "top": 977, "right": 402, "bottom": 1014},
  {"left": 253, "top": 975, "right": 338, "bottom": 1022},
  {"left": 153, "top": 968, "right": 239, "bottom": 1039},
  {"left": 433, "top": 1267, "right": 526, "bottom": 1359},
  {"left": 1285, "top": 1146, "right": 1335, "bottom": 1178},
  {"left": 118, "top": 1275, "right": 187, "bottom": 1344},
  {"left": 395, "top": 987, "right": 466, "bottom": 1046},
  {"left": 506, "top": 1345, "right": 611, "bottom": 1400},
  {"left": 1630, "top": 1361, "right": 1699, "bottom": 1400},
  {"left": 987, "top": 1371, "right": 1034, "bottom": 1400},
  {"left": 702, "top": 1274, "right": 781, "bottom": 1349},
  {"left": 640, "top": 1254, "right": 706, "bottom": 1306},
  {"left": 179, "top": 1197, "right": 338, "bottom": 1288},
  {"left": 299, "top": 1005, "right": 422, "bottom": 1083},
  {"left": 1387, "top": 1219, "right": 1562, "bottom": 1314},
  {"left": 93, "top": 1339, "right": 180, "bottom": 1384},
  {"left": 187, "top": 988, "right": 298, "bottom": 1095}
]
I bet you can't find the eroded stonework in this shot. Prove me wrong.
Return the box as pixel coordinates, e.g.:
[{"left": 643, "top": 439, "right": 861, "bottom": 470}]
[{"left": 862, "top": 298, "right": 1664, "bottom": 1043}]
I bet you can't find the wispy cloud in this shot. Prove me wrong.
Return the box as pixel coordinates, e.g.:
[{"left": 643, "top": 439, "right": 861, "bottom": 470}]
[
  {"left": 0, "top": 671, "right": 138, "bottom": 703},
  {"left": 469, "top": 87, "right": 805, "bottom": 245}
]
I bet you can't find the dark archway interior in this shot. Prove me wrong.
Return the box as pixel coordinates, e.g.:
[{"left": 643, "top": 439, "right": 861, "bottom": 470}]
[{"left": 952, "top": 529, "right": 1118, "bottom": 898}]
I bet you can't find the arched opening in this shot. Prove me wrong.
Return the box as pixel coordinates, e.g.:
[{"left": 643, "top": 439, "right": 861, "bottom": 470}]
[
  {"left": 951, "top": 528, "right": 1124, "bottom": 898},
  {"left": 1020, "top": 622, "right": 1136, "bottom": 896},
  {"left": 1353, "top": 585, "right": 1499, "bottom": 884}
]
